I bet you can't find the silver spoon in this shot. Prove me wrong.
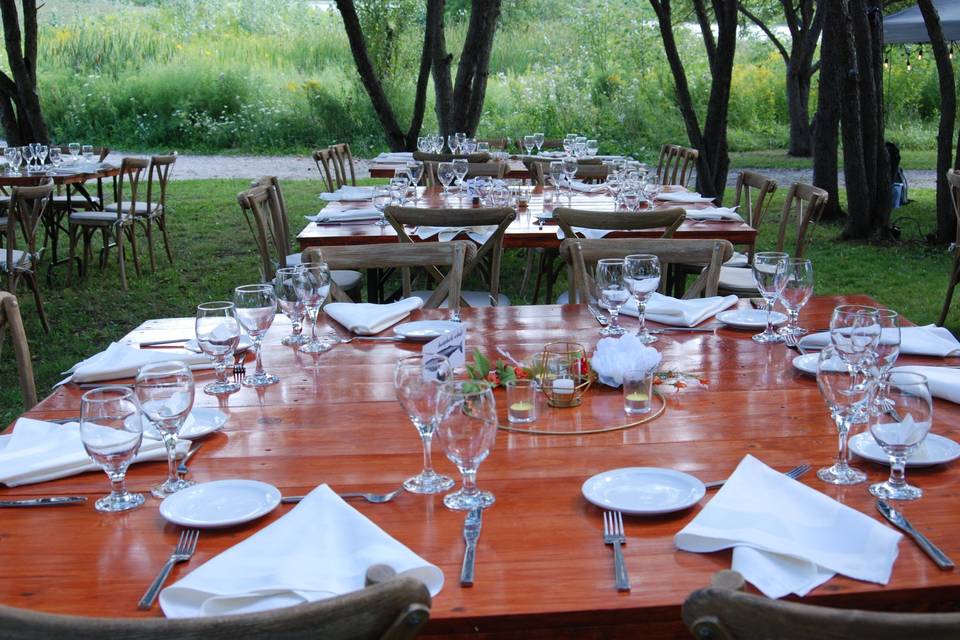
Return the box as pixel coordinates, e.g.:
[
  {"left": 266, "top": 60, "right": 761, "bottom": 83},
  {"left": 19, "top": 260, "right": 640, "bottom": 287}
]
[{"left": 281, "top": 487, "right": 403, "bottom": 505}]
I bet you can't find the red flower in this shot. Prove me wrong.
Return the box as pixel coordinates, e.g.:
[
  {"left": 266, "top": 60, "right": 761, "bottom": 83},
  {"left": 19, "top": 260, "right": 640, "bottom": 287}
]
[
  {"left": 513, "top": 367, "right": 529, "bottom": 380},
  {"left": 486, "top": 371, "right": 501, "bottom": 386}
]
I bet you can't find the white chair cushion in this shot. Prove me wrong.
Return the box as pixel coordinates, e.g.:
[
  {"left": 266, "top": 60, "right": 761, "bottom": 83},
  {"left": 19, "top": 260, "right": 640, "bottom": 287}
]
[
  {"left": 724, "top": 251, "right": 749, "bottom": 268},
  {"left": 103, "top": 200, "right": 156, "bottom": 215},
  {"left": 0, "top": 249, "right": 30, "bottom": 269},
  {"left": 412, "top": 290, "right": 511, "bottom": 308},
  {"left": 53, "top": 195, "right": 100, "bottom": 203},
  {"left": 284, "top": 253, "right": 362, "bottom": 290},
  {"left": 555, "top": 290, "right": 570, "bottom": 304},
  {"left": 69, "top": 212, "right": 131, "bottom": 224},
  {"left": 718, "top": 265, "right": 758, "bottom": 292}
]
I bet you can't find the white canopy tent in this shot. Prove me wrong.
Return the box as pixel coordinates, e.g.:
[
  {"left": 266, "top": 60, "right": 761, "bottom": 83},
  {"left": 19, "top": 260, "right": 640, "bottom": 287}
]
[{"left": 884, "top": 0, "right": 960, "bottom": 44}]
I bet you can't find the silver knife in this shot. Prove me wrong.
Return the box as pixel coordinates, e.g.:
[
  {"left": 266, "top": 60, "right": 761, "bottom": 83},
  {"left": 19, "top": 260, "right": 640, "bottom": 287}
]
[
  {"left": 585, "top": 305, "right": 609, "bottom": 326},
  {"left": 876, "top": 499, "right": 955, "bottom": 570},
  {"left": 649, "top": 327, "right": 718, "bottom": 334},
  {"left": 460, "top": 507, "right": 483, "bottom": 587},
  {"left": 0, "top": 496, "right": 87, "bottom": 507}
]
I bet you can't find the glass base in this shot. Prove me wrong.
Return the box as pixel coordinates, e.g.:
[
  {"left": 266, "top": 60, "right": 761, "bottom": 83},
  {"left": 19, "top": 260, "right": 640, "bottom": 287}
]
[
  {"left": 636, "top": 329, "right": 657, "bottom": 344},
  {"left": 204, "top": 379, "right": 240, "bottom": 395},
  {"left": 752, "top": 329, "right": 784, "bottom": 343},
  {"left": 443, "top": 488, "right": 495, "bottom": 511},
  {"left": 600, "top": 325, "right": 626, "bottom": 337},
  {"left": 375, "top": 217, "right": 389, "bottom": 227},
  {"left": 403, "top": 472, "right": 455, "bottom": 495},
  {"left": 243, "top": 372, "right": 279, "bottom": 387},
  {"left": 817, "top": 463, "right": 867, "bottom": 485},
  {"left": 282, "top": 334, "right": 308, "bottom": 346},
  {"left": 151, "top": 477, "right": 195, "bottom": 499},
  {"left": 95, "top": 490, "right": 145, "bottom": 513},
  {"left": 869, "top": 481, "right": 922, "bottom": 501},
  {"left": 778, "top": 325, "right": 808, "bottom": 337},
  {"left": 299, "top": 339, "right": 336, "bottom": 354}
]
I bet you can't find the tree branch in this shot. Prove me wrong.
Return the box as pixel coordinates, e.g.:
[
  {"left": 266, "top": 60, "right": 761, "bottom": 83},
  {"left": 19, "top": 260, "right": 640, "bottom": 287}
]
[
  {"left": 739, "top": 2, "right": 789, "bottom": 62},
  {"left": 405, "top": 0, "right": 441, "bottom": 147},
  {"left": 23, "top": 0, "right": 37, "bottom": 83},
  {"left": 692, "top": 0, "right": 716, "bottom": 66}
]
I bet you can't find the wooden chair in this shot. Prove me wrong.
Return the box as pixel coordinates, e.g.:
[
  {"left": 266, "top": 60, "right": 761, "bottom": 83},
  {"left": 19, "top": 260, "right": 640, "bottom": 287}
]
[
  {"left": 657, "top": 144, "right": 699, "bottom": 188},
  {"left": 0, "top": 564, "right": 430, "bottom": 640},
  {"left": 67, "top": 156, "right": 148, "bottom": 291},
  {"left": 682, "top": 570, "right": 960, "bottom": 640},
  {"left": 717, "top": 182, "right": 828, "bottom": 296},
  {"left": 560, "top": 237, "right": 733, "bottom": 303},
  {"left": 424, "top": 161, "right": 506, "bottom": 186},
  {"left": 104, "top": 153, "right": 177, "bottom": 271},
  {"left": 312, "top": 148, "right": 343, "bottom": 193},
  {"left": 2, "top": 182, "right": 53, "bottom": 333},
  {"left": 303, "top": 241, "right": 475, "bottom": 310},
  {"left": 729, "top": 170, "right": 779, "bottom": 267},
  {"left": 938, "top": 169, "right": 960, "bottom": 326},
  {"left": 412, "top": 151, "right": 490, "bottom": 164},
  {"left": 0, "top": 291, "right": 37, "bottom": 410},
  {"left": 329, "top": 143, "right": 357, "bottom": 186},
  {"left": 385, "top": 206, "right": 516, "bottom": 307}
]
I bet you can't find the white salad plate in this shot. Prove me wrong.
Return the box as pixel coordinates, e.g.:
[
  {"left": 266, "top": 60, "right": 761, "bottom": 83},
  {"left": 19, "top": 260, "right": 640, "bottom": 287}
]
[
  {"left": 393, "top": 320, "right": 463, "bottom": 341},
  {"left": 581, "top": 467, "right": 705, "bottom": 515},
  {"left": 849, "top": 432, "right": 960, "bottom": 468},
  {"left": 143, "top": 408, "right": 228, "bottom": 441},
  {"left": 159, "top": 479, "right": 281, "bottom": 528},
  {"left": 716, "top": 309, "right": 788, "bottom": 330}
]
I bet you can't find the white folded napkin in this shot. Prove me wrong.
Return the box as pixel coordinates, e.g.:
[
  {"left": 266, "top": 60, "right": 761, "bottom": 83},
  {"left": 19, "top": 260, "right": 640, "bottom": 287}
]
[
  {"left": 417, "top": 226, "right": 496, "bottom": 244},
  {"left": 620, "top": 292, "right": 737, "bottom": 327},
  {"left": 324, "top": 298, "right": 423, "bottom": 335},
  {"left": 683, "top": 207, "right": 743, "bottom": 222},
  {"left": 0, "top": 418, "right": 188, "bottom": 487},
  {"left": 892, "top": 366, "right": 960, "bottom": 404},
  {"left": 656, "top": 192, "right": 715, "bottom": 204},
  {"left": 555, "top": 227, "right": 617, "bottom": 240},
  {"left": 160, "top": 484, "right": 443, "bottom": 618},
  {"left": 373, "top": 152, "right": 414, "bottom": 163},
  {"left": 799, "top": 325, "right": 960, "bottom": 357},
  {"left": 568, "top": 180, "right": 607, "bottom": 193},
  {"left": 306, "top": 208, "right": 381, "bottom": 223},
  {"left": 675, "top": 455, "right": 902, "bottom": 599},
  {"left": 62, "top": 342, "right": 212, "bottom": 384},
  {"left": 318, "top": 186, "right": 376, "bottom": 202}
]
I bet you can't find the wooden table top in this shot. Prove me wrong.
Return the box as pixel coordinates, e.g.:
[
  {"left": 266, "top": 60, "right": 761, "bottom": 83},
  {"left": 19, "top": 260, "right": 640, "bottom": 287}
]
[
  {"left": 0, "top": 163, "right": 126, "bottom": 187},
  {"left": 297, "top": 186, "right": 756, "bottom": 251},
  {"left": 369, "top": 158, "right": 530, "bottom": 179},
  {"left": 5, "top": 297, "right": 960, "bottom": 637}
]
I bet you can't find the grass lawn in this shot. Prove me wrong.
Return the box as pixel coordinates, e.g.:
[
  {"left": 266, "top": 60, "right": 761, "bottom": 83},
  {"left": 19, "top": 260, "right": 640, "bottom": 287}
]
[{"left": 1, "top": 179, "right": 954, "bottom": 425}]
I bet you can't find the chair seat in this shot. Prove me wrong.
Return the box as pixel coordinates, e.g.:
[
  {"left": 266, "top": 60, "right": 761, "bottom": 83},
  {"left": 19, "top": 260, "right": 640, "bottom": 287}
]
[
  {"left": 556, "top": 290, "right": 570, "bottom": 304},
  {"left": 717, "top": 265, "right": 759, "bottom": 293},
  {"left": 724, "top": 251, "right": 748, "bottom": 268},
  {"left": 103, "top": 200, "right": 158, "bottom": 216},
  {"left": 285, "top": 253, "right": 362, "bottom": 291},
  {"left": 0, "top": 249, "right": 31, "bottom": 270},
  {"left": 69, "top": 211, "right": 132, "bottom": 224},
  {"left": 412, "top": 290, "right": 511, "bottom": 308},
  {"left": 53, "top": 194, "right": 101, "bottom": 206}
]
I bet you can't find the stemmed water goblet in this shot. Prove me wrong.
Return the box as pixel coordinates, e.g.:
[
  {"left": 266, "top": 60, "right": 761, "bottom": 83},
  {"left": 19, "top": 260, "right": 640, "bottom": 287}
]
[
  {"left": 417, "top": 136, "right": 430, "bottom": 153},
  {"left": 446, "top": 133, "right": 458, "bottom": 154},
  {"left": 778, "top": 258, "right": 814, "bottom": 336},
  {"left": 437, "top": 161, "right": 455, "bottom": 198},
  {"left": 586, "top": 139, "right": 599, "bottom": 157},
  {"left": 751, "top": 252, "right": 789, "bottom": 343},
  {"left": 562, "top": 157, "right": 578, "bottom": 204},
  {"left": 293, "top": 262, "right": 333, "bottom": 354},
  {"left": 394, "top": 355, "right": 456, "bottom": 494},
  {"left": 436, "top": 379, "right": 498, "bottom": 510},
  {"left": 21, "top": 145, "right": 34, "bottom": 174},
  {"left": 523, "top": 135, "right": 536, "bottom": 155},
  {"left": 830, "top": 304, "right": 882, "bottom": 378},
  {"left": 37, "top": 144, "right": 48, "bottom": 169},
  {"left": 624, "top": 254, "right": 661, "bottom": 344},
  {"left": 405, "top": 161, "right": 424, "bottom": 205},
  {"left": 233, "top": 284, "right": 279, "bottom": 387},
  {"left": 455, "top": 131, "right": 466, "bottom": 151},
  {"left": 372, "top": 186, "right": 392, "bottom": 227},
  {"left": 620, "top": 184, "right": 641, "bottom": 211},
  {"left": 643, "top": 173, "right": 661, "bottom": 206},
  {"left": 595, "top": 258, "right": 629, "bottom": 337},
  {"left": 533, "top": 132, "right": 544, "bottom": 153},
  {"left": 195, "top": 301, "right": 241, "bottom": 395},
  {"left": 81, "top": 144, "right": 94, "bottom": 163},
  {"left": 868, "top": 371, "right": 932, "bottom": 500},
  {"left": 68, "top": 142, "right": 80, "bottom": 162},
  {"left": 475, "top": 175, "right": 492, "bottom": 204},
  {"left": 452, "top": 158, "right": 469, "bottom": 205},
  {"left": 274, "top": 266, "right": 307, "bottom": 346},
  {"left": 48, "top": 147, "right": 62, "bottom": 173},
  {"left": 562, "top": 134, "right": 575, "bottom": 155},
  {"left": 79, "top": 386, "right": 145, "bottom": 512},
  {"left": 4, "top": 146, "right": 19, "bottom": 176},
  {"left": 462, "top": 138, "right": 477, "bottom": 154},
  {"left": 135, "top": 361, "right": 195, "bottom": 498},
  {"left": 548, "top": 160, "right": 564, "bottom": 197},
  {"left": 816, "top": 345, "right": 875, "bottom": 485}
]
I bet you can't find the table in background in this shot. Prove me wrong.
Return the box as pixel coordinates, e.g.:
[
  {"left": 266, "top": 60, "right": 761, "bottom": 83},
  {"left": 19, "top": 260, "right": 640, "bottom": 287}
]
[
  {"left": 368, "top": 158, "right": 530, "bottom": 180},
  {"left": 4, "top": 297, "right": 960, "bottom": 638}
]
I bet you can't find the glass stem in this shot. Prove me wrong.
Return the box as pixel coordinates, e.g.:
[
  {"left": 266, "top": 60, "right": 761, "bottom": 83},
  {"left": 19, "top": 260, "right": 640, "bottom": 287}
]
[
  {"left": 310, "top": 308, "right": 319, "bottom": 341},
  {"left": 215, "top": 358, "right": 227, "bottom": 384},
  {"left": 461, "top": 467, "right": 478, "bottom": 495},
  {"left": 836, "top": 418, "right": 850, "bottom": 468},
  {"left": 609, "top": 306, "right": 621, "bottom": 331},
  {"left": 420, "top": 433, "right": 436, "bottom": 477},
  {"left": 765, "top": 300, "right": 774, "bottom": 335},
  {"left": 636, "top": 299, "right": 647, "bottom": 336},
  {"left": 108, "top": 472, "right": 126, "bottom": 498},
  {"left": 164, "top": 434, "right": 178, "bottom": 483},
  {"left": 254, "top": 338, "right": 265, "bottom": 376},
  {"left": 888, "top": 454, "right": 908, "bottom": 488}
]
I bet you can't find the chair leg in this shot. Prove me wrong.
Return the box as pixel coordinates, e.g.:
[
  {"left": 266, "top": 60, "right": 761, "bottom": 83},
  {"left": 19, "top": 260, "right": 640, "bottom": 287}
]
[
  {"left": 67, "top": 225, "right": 78, "bottom": 286},
  {"left": 938, "top": 253, "right": 960, "bottom": 326},
  {"left": 519, "top": 249, "right": 534, "bottom": 297},
  {"left": 127, "top": 224, "right": 141, "bottom": 277},
  {"left": 144, "top": 219, "right": 156, "bottom": 272},
  {"left": 115, "top": 226, "right": 128, "bottom": 291},
  {"left": 27, "top": 273, "right": 50, "bottom": 334},
  {"left": 159, "top": 214, "right": 174, "bottom": 264},
  {"left": 98, "top": 227, "right": 109, "bottom": 270}
]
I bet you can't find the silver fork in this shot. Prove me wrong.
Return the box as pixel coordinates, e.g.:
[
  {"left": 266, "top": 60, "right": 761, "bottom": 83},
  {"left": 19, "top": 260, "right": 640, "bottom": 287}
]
[
  {"left": 602, "top": 510, "right": 630, "bottom": 592},
  {"left": 138, "top": 528, "right": 200, "bottom": 610},
  {"left": 337, "top": 335, "right": 403, "bottom": 344},
  {"left": 704, "top": 463, "right": 811, "bottom": 489},
  {"left": 783, "top": 332, "right": 807, "bottom": 355},
  {"left": 233, "top": 363, "right": 246, "bottom": 384}
]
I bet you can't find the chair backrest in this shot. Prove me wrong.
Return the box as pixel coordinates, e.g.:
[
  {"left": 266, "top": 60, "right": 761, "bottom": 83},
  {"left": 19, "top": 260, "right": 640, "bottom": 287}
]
[
  {"left": 5, "top": 182, "right": 53, "bottom": 279},
  {"left": 312, "top": 148, "right": 343, "bottom": 193},
  {"left": 329, "top": 143, "right": 357, "bottom": 186},
  {"left": 145, "top": 153, "right": 177, "bottom": 214},
  {"left": 657, "top": 144, "right": 698, "bottom": 188},
  {"left": 0, "top": 565, "right": 431, "bottom": 640},
  {"left": 524, "top": 160, "right": 609, "bottom": 187},
  {"left": 553, "top": 207, "right": 685, "bottom": 239},
  {"left": 476, "top": 137, "right": 509, "bottom": 151},
  {"left": 682, "top": 570, "right": 960, "bottom": 640},
  {"left": 303, "top": 241, "right": 475, "bottom": 309},
  {"left": 385, "top": 206, "right": 516, "bottom": 307},
  {"left": 774, "top": 182, "right": 828, "bottom": 258},
  {"left": 732, "top": 170, "right": 778, "bottom": 264},
  {"left": 252, "top": 176, "right": 292, "bottom": 254},
  {"left": 947, "top": 169, "right": 960, "bottom": 245},
  {"left": 412, "top": 151, "right": 490, "bottom": 164},
  {"left": 0, "top": 292, "right": 36, "bottom": 410},
  {"left": 114, "top": 157, "right": 149, "bottom": 219},
  {"left": 560, "top": 237, "right": 733, "bottom": 302},
  {"left": 237, "top": 184, "right": 286, "bottom": 282}
]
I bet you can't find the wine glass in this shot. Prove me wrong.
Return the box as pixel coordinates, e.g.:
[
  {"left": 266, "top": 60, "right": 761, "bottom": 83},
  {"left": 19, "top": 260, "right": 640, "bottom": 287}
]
[
  {"left": 233, "top": 284, "right": 279, "bottom": 387},
  {"left": 417, "top": 136, "right": 429, "bottom": 153},
  {"left": 523, "top": 135, "right": 536, "bottom": 155},
  {"left": 533, "top": 132, "right": 544, "bottom": 152},
  {"left": 595, "top": 258, "right": 629, "bottom": 336},
  {"left": 394, "top": 355, "right": 456, "bottom": 494},
  {"left": 643, "top": 173, "right": 661, "bottom": 206},
  {"left": 195, "top": 301, "right": 241, "bottom": 395},
  {"left": 405, "top": 161, "right": 424, "bottom": 205},
  {"left": 751, "top": 252, "right": 789, "bottom": 343},
  {"left": 293, "top": 262, "right": 334, "bottom": 354},
  {"left": 68, "top": 142, "right": 80, "bottom": 161},
  {"left": 436, "top": 379, "right": 498, "bottom": 510},
  {"left": 869, "top": 371, "right": 932, "bottom": 500},
  {"left": 79, "top": 386, "right": 145, "bottom": 512},
  {"left": 586, "top": 139, "right": 599, "bottom": 157},
  {"left": 274, "top": 267, "right": 307, "bottom": 346},
  {"left": 462, "top": 138, "right": 477, "bottom": 154},
  {"left": 455, "top": 131, "right": 466, "bottom": 151},
  {"left": 37, "top": 144, "right": 48, "bottom": 168},
  {"left": 4, "top": 147, "right": 19, "bottom": 176},
  {"left": 81, "top": 144, "right": 94, "bottom": 163},
  {"left": 548, "top": 160, "right": 564, "bottom": 196},
  {"left": 476, "top": 142, "right": 490, "bottom": 153},
  {"left": 562, "top": 157, "right": 578, "bottom": 204},
  {"left": 21, "top": 145, "right": 33, "bottom": 173},
  {"left": 624, "top": 254, "right": 661, "bottom": 344},
  {"left": 778, "top": 258, "right": 814, "bottom": 336},
  {"left": 49, "top": 147, "right": 62, "bottom": 172},
  {"left": 452, "top": 158, "right": 469, "bottom": 204},
  {"left": 437, "top": 161, "right": 455, "bottom": 197},
  {"left": 372, "top": 186, "right": 392, "bottom": 227},
  {"left": 620, "top": 184, "right": 641, "bottom": 211},
  {"left": 816, "top": 345, "right": 874, "bottom": 485},
  {"left": 135, "top": 361, "right": 195, "bottom": 498},
  {"left": 446, "top": 134, "right": 457, "bottom": 154}
]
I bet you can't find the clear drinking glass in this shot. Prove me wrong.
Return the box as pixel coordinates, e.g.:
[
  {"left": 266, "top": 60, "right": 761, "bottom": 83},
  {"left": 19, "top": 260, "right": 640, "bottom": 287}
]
[
  {"left": 562, "top": 157, "right": 578, "bottom": 204},
  {"left": 752, "top": 252, "right": 789, "bottom": 343},
  {"left": 869, "top": 371, "right": 932, "bottom": 500},
  {"left": 523, "top": 135, "right": 536, "bottom": 155},
  {"left": 275, "top": 267, "right": 307, "bottom": 346},
  {"left": 437, "top": 379, "right": 498, "bottom": 510},
  {"left": 195, "top": 301, "right": 241, "bottom": 395},
  {"left": 462, "top": 138, "right": 478, "bottom": 154},
  {"left": 293, "top": 262, "right": 334, "bottom": 354},
  {"left": 437, "top": 161, "right": 455, "bottom": 197},
  {"left": 4, "top": 147, "right": 18, "bottom": 175},
  {"left": 68, "top": 142, "right": 80, "bottom": 161},
  {"left": 38, "top": 144, "right": 48, "bottom": 167},
  {"left": 533, "top": 132, "right": 544, "bottom": 152},
  {"left": 372, "top": 187, "right": 392, "bottom": 227},
  {"left": 405, "top": 161, "right": 424, "bottom": 205},
  {"left": 136, "top": 361, "right": 195, "bottom": 498},
  {"left": 79, "top": 386, "right": 145, "bottom": 512},
  {"left": 506, "top": 379, "right": 537, "bottom": 424},
  {"left": 21, "top": 145, "right": 33, "bottom": 173},
  {"left": 621, "top": 184, "right": 641, "bottom": 211},
  {"left": 623, "top": 368, "right": 655, "bottom": 415},
  {"left": 455, "top": 131, "right": 466, "bottom": 150},
  {"left": 394, "top": 355, "right": 456, "bottom": 494},
  {"left": 816, "top": 345, "right": 874, "bottom": 485},
  {"left": 874, "top": 309, "right": 901, "bottom": 375},
  {"left": 81, "top": 144, "right": 94, "bottom": 162},
  {"left": 778, "top": 258, "right": 814, "bottom": 336},
  {"left": 49, "top": 147, "right": 62, "bottom": 171},
  {"left": 830, "top": 304, "right": 881, "bottom": 372},
  {"left": 624, "top": 254, "right": 661, "bottom": 344},
  {"left": 586, "top": 139, "right": 599, "bottom": 156},
  {"left": 548, "top": 160, "right": 564, "bottom": 197},
  {"left": 595, "top": 258, "right": 630, "bottom": 336},
  {"left": 643, "top": 173, "right": 661, "bottom": 206},
  {"left": 233, "top": 284, "right": 279, "bottom": 387}
]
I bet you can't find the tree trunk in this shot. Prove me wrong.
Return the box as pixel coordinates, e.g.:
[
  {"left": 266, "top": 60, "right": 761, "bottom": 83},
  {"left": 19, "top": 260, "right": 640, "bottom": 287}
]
[
  {"left": 812, "top": 0, "right": 843, "bottom": 221},
  {"left": 918, "top": 0, "right": 957, "bottom": 244},
  {"left": 0, "top": 0, "right": 48, "bottom": 145},
  {"left": 785, "top": 64, "right": 813, "bottom": 157},
  {"left": 431, "top": 0, "right": 454, "bottom": 136},
  {"left": 448, "top": 0, "right": 502, "bottom": 136}
]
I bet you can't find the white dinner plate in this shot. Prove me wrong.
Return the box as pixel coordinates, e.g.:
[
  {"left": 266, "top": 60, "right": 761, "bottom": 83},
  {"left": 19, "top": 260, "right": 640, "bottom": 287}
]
[
  {"left": 716, "top": 309, "right": 788, "bottom": 330},
  {"left": 849, "top": 432, "right": 960, "bottom": 468},
  {"left": 792, "top": 353, "right": 819, "bottom": 376},
  {"left": 185, "top": 335, "right": 253, "bottom": 355},
  {"left": 159, "top": 479, "right": 281, "bottom": 528},
  {"left": 581, "top": 467, "right": 705, "bottom": 515},
  {"left": 143, "top": 408, "right": 228, "bottom": 441},
  {"left": 393, "top": 320, "right": 463, "bottom": 341}
]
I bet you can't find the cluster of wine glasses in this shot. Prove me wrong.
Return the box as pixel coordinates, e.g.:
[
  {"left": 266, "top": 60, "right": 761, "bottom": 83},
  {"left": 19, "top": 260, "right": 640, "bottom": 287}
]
[
  {"left": 1, "top": 142, "right": 93, "bottom": 176},
  {"left": 750, "top": 252, "right": 815, "bottom": 344},
  {"left": 547, "top": 157, "right": 579, "bottom": 205},
  {"left": 521, "top": 133, "right": 546, "bottom": 155},
  {"left": 562, "top": 134, "right": 599, "bottom": 158},
  {"left": 817, "top": 304, "right": 932, "bottom": 501},
  {"left": 604, "top": 160, "right": 659, "bottom": 211},
  {"left": 592, "top": 255, "right": 661, "bottom": 341},
  {"left": 394, "top": 354, "right": 498, "bottom": 510}
]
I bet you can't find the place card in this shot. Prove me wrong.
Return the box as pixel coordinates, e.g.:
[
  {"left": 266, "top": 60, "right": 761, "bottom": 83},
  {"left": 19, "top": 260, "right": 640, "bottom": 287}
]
[{"left": 423, "top": 323, "right": 466, "bottom": 369}]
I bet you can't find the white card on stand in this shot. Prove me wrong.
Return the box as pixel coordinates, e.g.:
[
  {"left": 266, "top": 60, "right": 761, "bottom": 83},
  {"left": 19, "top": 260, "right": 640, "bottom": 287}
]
[{"left": 423, "top": 323, "right": 466, "bottom": 369}]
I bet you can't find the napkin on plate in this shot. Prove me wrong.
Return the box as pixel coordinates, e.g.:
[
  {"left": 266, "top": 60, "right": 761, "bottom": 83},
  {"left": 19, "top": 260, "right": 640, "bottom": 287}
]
[
  {"left": 675, "top": 455, "right": 901, "bottom": 599},
  {"left": 373, "top": 152, "right": 414, "bottom": 163},
  {"left": 62, "top": 342, "right": 212, "bottom": 384},
  {"left": 324, "top": 298, "right": 423, "bottom": 335},
  {"left": 655, "top": 192, "right": 715, "bottom": 204},
  {"left": 568, "top": 180, "right": 607, "bottom": 193},
  {"left": 799, "top": 325, "right": 960, "bottom": 357},
  {"left": 318, "top": 186, "right": 376, "bottom": 202},
  {"left": 0, "top": 418, "right": 188, "bottom": 487},
  {"left": 306, "top": 209, "right": 382, "bottom": 224},
  {"left": 620, "top": 292, "right": 738, "bottom": 327},
  {"left": 892, "top": 365, "right": 960, "bottom": 404},
  {"left": 416, "top": 226, "right": 496, "bottom": 244},
  {"left": 683, "top": 207, "right": 743, "bottom": 222},
  {"left": 159, "top": 484, "right": 443, "bottom": 618}
]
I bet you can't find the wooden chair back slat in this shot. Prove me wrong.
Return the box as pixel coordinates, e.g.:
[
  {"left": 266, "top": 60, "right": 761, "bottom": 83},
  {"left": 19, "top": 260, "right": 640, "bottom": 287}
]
[
  {"left": 732, "top": 170, "right": 778, "bottom": 264},
  {"left": 237, "top": 184, "right": 284, "bottom": 283},
  {"left": 114, "top": 157, "right": 149, "bottom": 220},
  {"left": 329, "top": 143, "right": 357, "bottom": 186},
  {"left": 312, "top": 148, "right": 342, "bottom": 193},
  {"left": 553, "top": 207, "right": 685, "bottom": 239},
  {"left": 775, "top": 182, "right": 829, "bottom": 259},
  {"left": 0, "top": 292, "right": 36, "bottom": 410},
  {"left": 5, "top": 182, "right": 53, "bottom": 280},
  {"left": 657, "top": 144, "right": 698, "bottom": 188},
  {"left": 252, "top": 176, "right": 292, "bottom": 256},
  {"left": 145, "top": 153, "right": 177, "bottom": 215}
]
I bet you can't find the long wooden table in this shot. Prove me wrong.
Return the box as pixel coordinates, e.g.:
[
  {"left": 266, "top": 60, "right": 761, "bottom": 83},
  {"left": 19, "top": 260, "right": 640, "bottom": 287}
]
[
  {"left": 4, "top": 297, "right": 960, "bottom": 637},
  {"left": 369, "top": 158, "right": 530, "bottom": 179}
]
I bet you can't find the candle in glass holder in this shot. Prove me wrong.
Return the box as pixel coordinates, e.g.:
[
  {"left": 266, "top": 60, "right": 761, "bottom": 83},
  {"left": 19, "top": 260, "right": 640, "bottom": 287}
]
[
  {"left": 551, "top": 377, "right": 575, "bottom": 398},
  {"left": 623, "top": 368, "right": 654, "bottom": 415},
  {"left": 506, "top": 379, "right": 537, "bottom": 424}
]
